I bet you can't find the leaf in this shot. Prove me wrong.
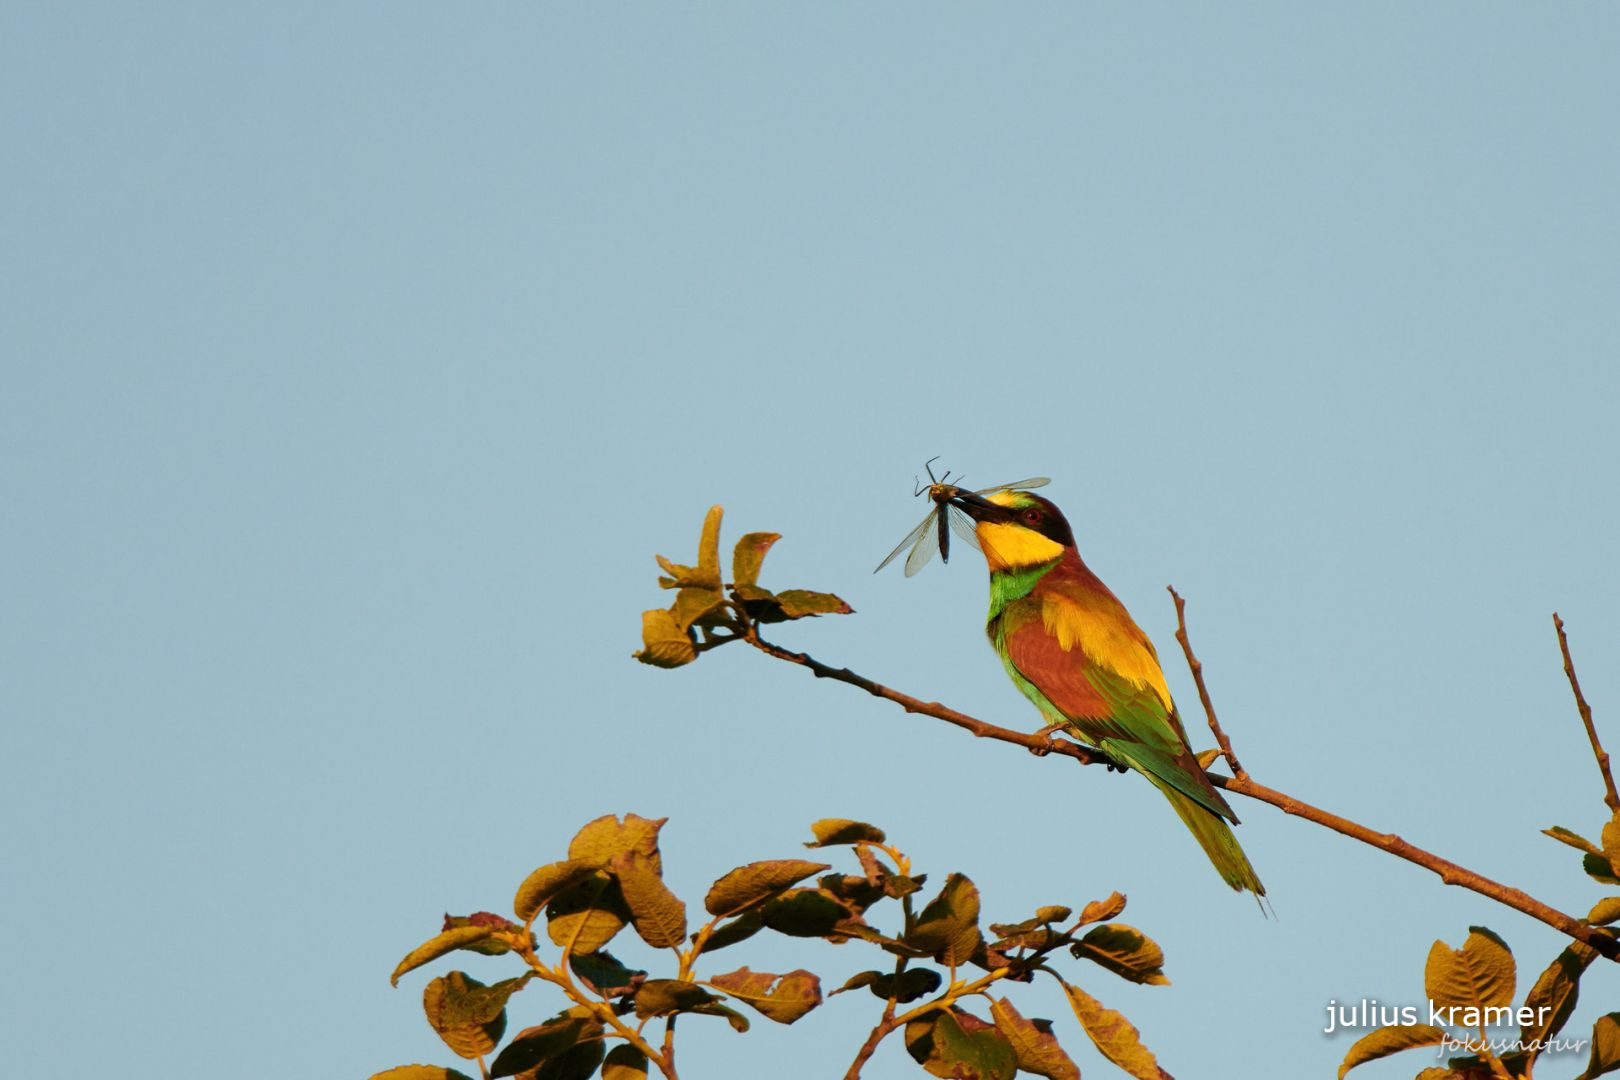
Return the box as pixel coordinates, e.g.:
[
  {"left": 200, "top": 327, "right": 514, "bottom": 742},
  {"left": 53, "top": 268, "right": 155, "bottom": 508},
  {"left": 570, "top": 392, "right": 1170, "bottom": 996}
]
[
  {"left": 1193, "top": 748, "right": 1221, "bottom": 769},
  {"left": 1592, "top": 898, "right": 1620, "bottom": 926},
  {"left": 534, "top": 1039, "right": 606, "bottom": 1080},
  {"left": 1586, "top": 1013, "right": 1620, "bottom": 1080},
  {"left": 489, "top": 1011, "right": 604, "bottom": 1079},
  {"left": 654, "top": 506, "right": 723, "bottom": 590},
  {"left": 370, "top": 1069, "right": 478, "bottom": 1080},
  {"left": 1336, "top": 1024, "right": 1446, "bottom": 1078},
  {"left": 612, "top": 850, "right": 688, "bottom": 949},
  {"left": 423, "top": 972, "right": 525, "bottom": 1060},
  {"left": 570, "top": 950, "right": 645, "bottom": 998},
  {"left": 633, "top": 979, "right": 722, "bottom": 1018},
  {"left": 905, "top": 1008, "right": 1020, "bottom": 1080},
  {"left": 439, "top": 913, "right": 518, "bottom": 955},
  {"left": 759, "top": 888, "right": 856, "bottom": 937},
  {"left": 391, "top": 926, "right": 498, "bottom": 987},
  {"left": 1073, "top": 924, "right": 1170, "bottom": 985},
  {"left": 1035, "top": 905, "right": 1073, "bottom": 925},
  {"left": 1587, "top": 853, "right": 1620, "bottom": 885},
  {"left": 515, "top": 859, "right": 601, "bottom": 923},
  {"left": 708, "top": 966, "right": 823, "bottom": 1024},
  {"left": 1522, "top": 941, "right": 1597, "bottom": 1049},
  {"left": 1546, "top": 826, "right": 1603, "bottom": 855},
  {"left": 545, "top": 873, "right": 631, "bottom": 955},
  {"left": 670, "top": 586, "right": 725, "bottom": 631},
  {"left": 805, "top": 819, "right": 887, "bottom": 846},
  {"left": 601, "top": 1045, "right": 650, "bottom": 1080},
  {"left": 1078, "top": 891, "right": 1127, "bottom": 926},
  {"left": 732, "top": 532, "right": 781, "bottom": 587},
  {"left": 635, "top": 609, "right": 696, "bottom": 668},
  {"left": 570, "top": 814, "right": 666, "bottom": 872},
  {"left": 1604, "top": 812, "right": 1620, "bottom": 861},
  {"left": 1425, "top": 927, "right": 1515, "bottom": 1012},
  {"left": 704, "top": 860, "right": 830, "bottom": 916},
  {"left": 905, "top": 873, "right": 983, "bottom": 968},
  {"left": 773, "top": 589, "right": 854, "bottom": 618},
  {"left": 701, "top": 910, "right": 766, "bottom": 952},
  {"left": 990, "top": 997, "right": 1080, "bottom": 1080},
  {"left": 1058, "top": 977, "right": 1171, "bottom": 1080},
  {"left": 690, "top": 999, "right": 751, "bottom": 1032}
]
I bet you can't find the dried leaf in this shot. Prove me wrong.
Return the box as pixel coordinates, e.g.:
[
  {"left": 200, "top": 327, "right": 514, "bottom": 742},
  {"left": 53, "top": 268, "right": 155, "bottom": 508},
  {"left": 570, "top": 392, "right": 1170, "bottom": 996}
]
[
  {"left": 805, "top": 819, "right": 887, "bottom": 847},
  {"left": 990, "top": 997, "right": 1080, "bottom": 1080},
  {"left": 612, "top": 850, "right": 687, "bottom": 949},
  {"left": 905, "top": 1008, "right": 1019, "bottom": 1080},
  {"left": 423, "top": 972, "right": 524, "bottom": 1060},
  {"left": 1078, "top": 891, "right": 1127, "bottom": 925},
  {"left": 704, "top": 860, "right": 830, "bottom": 916},
  {"left": 1059, "top": 977, "right": 1171, "bottom": 1080},
  {"left": 708, "top": 966, "right": 823, "bottom": 1024},
  {"left": 1072, "top": 924, "right": 1170, "bottom": 986},
  {"left": 1425, "top": 927, "right": 1515, "bottom": 1012}
]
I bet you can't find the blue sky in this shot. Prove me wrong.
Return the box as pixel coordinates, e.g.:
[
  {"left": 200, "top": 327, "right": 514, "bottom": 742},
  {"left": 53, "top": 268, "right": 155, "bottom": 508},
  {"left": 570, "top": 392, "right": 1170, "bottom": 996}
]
[{"left": 4, "top": 5, "right": 1619, "bottom": 1077}]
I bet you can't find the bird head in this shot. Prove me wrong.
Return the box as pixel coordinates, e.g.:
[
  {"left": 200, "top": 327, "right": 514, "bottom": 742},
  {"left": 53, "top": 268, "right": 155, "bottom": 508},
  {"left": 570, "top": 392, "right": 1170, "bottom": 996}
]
[{"left": 950, "top": 489, "right": 1076, "bottom": 572}]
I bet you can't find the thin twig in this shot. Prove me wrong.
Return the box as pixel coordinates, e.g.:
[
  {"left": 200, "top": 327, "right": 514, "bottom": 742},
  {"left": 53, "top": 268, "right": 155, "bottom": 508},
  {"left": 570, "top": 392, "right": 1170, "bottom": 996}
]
[
  {"left": 1554, "top": 613, "right": 1619, "bottom": 813},
  {"left": 1167, "top": 585, "right": 1247, "bottom": 780},
  {"left": 742, "top": 633, "right": 1115, "bottom": 768},
  {"left": 742, "top": 633, "right": 1620, "bottom": 962}
]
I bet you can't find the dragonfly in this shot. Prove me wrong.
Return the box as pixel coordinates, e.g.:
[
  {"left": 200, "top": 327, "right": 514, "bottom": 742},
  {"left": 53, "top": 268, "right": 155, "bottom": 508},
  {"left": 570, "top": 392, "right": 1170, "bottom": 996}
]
[{"left": 874, "top": 458, "right": 1051, "bottom": 576}]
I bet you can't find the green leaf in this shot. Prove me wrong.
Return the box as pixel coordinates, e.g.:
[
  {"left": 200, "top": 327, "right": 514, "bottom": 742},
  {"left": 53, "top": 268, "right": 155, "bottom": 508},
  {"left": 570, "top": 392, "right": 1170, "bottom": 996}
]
[
  {"left": 1336, "top": 1024, "right": 1446, "bottom": 1078},
  {"left": 635, "top": 609, "right": 696, "bottom": 668},
  {"left": 805, "top": 819, "right": 886, "bottom": 846},
  {"left": 1587, "top": 853, "right": 1620, "bottom": 885},
  {"left": 423, "top": 972, "right": 526, "bottom": 1060},
  {"left": 545, "top": 873, "right": 631, "bottom": 955},
  {"left": 1425, "top": 927, "right": 1515, "bottom": 1013},
  {"left": 601, "top": 1045, "right": 650, "bottom": 1080},
  {"left": 1522, "top": 941, "right": 1597, "bottom": 1049},
  {"left": 905, "top": 873, "right": 983, "bottom": 968},
  {"left": 1078, "top": 891, "right": 1127, "bottom": 925},
  {"left": 570, "top": 814, "right": 666, "bottom": 872},
  {"left": 700, "top": 910, "right": 766, "bottom": 952},
  {"left": 708, "top": 966, "right": 823, "bottom": 1024},
  {"left": 489, "top": 1010, "right": 603, "bottom": 1079},
  {"left": 1591, "top": 898, "right": 1620, "bottom": 926},
  {"left": 654, "top": 506, "right": 723, "bottom": 590},
  {"left": 704, "top": 859, "right": 831, "bottom": 916},
  {"left": 600, "top": 1045, "right": 649, "bottom": 1080},
  {"left": 633, "top": 979, "right": 722, "bottom": 1019},
  {"left": 1584, "top": 1013, "right": 1620, "bottom": 1080},
  {"left": 759, "top": 888, "right": 856, "bottom": 937},
  {"left": 732, "top": 532, "right": 781, "bottom": 587},
  {"left": 369, "top": 1069, "right": 477, "bottom": 1080},
  {"left": 391, "top": 926, "right": 498, "bottom": 987},
  {"left": 1546, "top": 826, "right": 1603, "bottom": 855},
  {"left": 570, "top": 950, "right": 645, "bottom": 998},
  {"left": 691, "top": 999, "right": 751, "bottom": 1032},
  {"left": 732, "top": 583, "right": 784, "bottom": 622},
  {"left": 773, "top": 589, "right": 854, "bottom": 618},
  {"left": 1604, "top": 812, "right": 1620, "bottom": 861},
  {"left": 515, "top": 859, "right": 601, "bottom": 923},
  {"left": 1057, "top": 977, "right": 1169, "bottom": 1080},
  {"left": 990, "top": 997, "right": 1080, "bottom": 1080},
  {"left": 1072, "top": 924, "right": 1170, "bottom": 986},
  {"left": 905, "top": 1008, "right": 1019, "bottom": 1080},
  {"left": 831, "top": 968, "right": 943, "bottom": 1002},
  {"left": 534, "top": 1039, "right": 606, "bottom": 1080},
  {"left": 611, "top": 850, "right": 688, "bottom": 949},
  {"left": 670, "top": 586, "right": 725, "bottom": 631}
]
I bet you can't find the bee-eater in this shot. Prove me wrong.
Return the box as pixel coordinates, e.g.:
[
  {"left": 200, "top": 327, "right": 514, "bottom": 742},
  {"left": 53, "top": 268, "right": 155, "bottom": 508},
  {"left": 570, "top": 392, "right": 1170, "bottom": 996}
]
[{"left": 950, "top": 487, "right": 1265, "bottom": 899}]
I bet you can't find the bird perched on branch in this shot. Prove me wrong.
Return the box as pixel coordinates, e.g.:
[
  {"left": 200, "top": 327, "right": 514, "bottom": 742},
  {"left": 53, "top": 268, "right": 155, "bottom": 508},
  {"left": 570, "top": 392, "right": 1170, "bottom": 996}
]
[{"left": 948, "top": 486, "right": 1265, "bottom": 900}]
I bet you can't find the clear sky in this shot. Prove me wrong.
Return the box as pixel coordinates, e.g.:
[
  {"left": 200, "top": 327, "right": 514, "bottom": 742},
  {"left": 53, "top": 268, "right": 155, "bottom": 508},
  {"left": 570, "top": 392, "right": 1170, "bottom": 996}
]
[{"left": 5, "top": 5, "right": 1618, "bottom": 1078}]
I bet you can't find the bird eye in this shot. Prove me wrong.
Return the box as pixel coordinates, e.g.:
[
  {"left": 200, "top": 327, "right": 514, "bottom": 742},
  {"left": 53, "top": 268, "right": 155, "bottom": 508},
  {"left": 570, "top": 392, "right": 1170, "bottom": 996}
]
[{"left": 1022, "top": 508, "right": 1042, "bottom": 525}]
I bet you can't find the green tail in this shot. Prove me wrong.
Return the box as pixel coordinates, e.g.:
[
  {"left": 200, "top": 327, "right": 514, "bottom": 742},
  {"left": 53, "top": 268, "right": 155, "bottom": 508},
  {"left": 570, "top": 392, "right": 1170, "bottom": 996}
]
[{"left": 1155, "top": 781, "right": 1266, "bottom": 899}]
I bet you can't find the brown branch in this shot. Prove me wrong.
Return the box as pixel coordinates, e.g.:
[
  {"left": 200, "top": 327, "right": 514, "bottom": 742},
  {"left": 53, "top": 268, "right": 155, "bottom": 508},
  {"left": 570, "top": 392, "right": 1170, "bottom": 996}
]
[
  {"left": 741, "top": 631, "right": 1620, "bottom": 962},
  {"left": 742, "top": 633, "right": 1113, "bottom": 768},
  {"left": 1554, "top": 613, "right": 1619, "bottom": 813},
  {"left": 1167, "top": 585, "right": 1247, "bottom": 780}
]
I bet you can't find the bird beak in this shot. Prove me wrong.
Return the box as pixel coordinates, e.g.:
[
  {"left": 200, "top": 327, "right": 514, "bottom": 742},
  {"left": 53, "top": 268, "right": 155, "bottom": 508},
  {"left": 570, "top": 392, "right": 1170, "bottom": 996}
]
[{"left": 949, "top": 490, "right": 1001, "bottom": 521}]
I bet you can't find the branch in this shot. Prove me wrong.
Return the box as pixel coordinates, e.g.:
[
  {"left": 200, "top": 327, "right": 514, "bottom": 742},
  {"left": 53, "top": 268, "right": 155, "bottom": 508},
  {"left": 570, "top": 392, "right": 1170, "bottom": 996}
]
[
  {"left": 740, "top": 632, "right": 1620, "bottom": 962},
  {"left": 1167, "top": 586, "right": 1247, "bottom": 780},
  {"left": 1554, "top": 613, "right": 1619, "bottom": 813}
]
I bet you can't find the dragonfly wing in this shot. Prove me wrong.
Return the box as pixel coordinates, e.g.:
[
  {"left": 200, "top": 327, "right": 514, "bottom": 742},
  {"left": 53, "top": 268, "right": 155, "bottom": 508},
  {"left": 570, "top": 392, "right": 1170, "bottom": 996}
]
[
  {"left": 903, "top": 514, "right": 942, "bottom": 576},
  {"left": 946, "top": 505, "right": 982, "bottom": 550},
  {"left": 875, "top": 510, "right": 938, "bottom": 573},
  {"left": 977, "top": 477, "right": 1050, "bottom": 493}
]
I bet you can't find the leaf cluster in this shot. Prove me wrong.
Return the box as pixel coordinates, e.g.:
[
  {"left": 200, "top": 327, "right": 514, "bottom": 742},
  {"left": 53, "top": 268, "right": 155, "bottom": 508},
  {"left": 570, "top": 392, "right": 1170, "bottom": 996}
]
[
  {"left": 636, "top": 506, "right": 851, "bottom": 668},
  {"left": 373, "top": 816, "right": 1180, "bottom": 1080}
]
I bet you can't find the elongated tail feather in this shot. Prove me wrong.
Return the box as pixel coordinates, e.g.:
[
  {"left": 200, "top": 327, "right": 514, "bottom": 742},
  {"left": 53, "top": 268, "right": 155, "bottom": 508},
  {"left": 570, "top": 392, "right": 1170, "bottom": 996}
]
[{"left": 1156, "top": 781, "right": 1266, "bottom": 898}]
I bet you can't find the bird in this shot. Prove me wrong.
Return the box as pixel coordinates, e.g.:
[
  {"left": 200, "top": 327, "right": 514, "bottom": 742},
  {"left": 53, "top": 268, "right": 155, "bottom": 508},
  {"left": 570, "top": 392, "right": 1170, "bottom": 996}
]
[{"left": 948, "top": 485, "right": 1265, "bottom": 900}]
